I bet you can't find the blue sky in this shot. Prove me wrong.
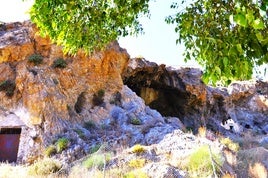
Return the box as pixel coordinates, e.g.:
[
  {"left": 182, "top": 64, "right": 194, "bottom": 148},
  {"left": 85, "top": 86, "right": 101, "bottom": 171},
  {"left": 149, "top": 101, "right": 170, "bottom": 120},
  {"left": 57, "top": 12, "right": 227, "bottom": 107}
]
[{"left": 119, "top": 0, "right": 198, "bottom": 67}]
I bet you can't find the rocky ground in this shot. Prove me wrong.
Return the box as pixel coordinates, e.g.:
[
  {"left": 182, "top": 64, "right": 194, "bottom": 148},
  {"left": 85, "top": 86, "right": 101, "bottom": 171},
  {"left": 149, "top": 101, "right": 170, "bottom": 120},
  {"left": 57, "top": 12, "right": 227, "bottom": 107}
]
[{"left": 2, "top": 85, "right": 267, "bottom": 178}]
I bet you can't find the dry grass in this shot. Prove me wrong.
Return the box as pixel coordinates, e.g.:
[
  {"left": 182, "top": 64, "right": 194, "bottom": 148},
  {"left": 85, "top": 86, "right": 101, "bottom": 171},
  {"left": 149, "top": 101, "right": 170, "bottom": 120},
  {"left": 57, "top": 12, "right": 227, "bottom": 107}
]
[
  {"left": 183, "top": 145, "right": 223, "bottom": 178},
  {"left": 249, "top": 162, "right": 267, "bottom": 178},
  {"left": 220, "top": 137, "right": 240, "bottom": 152},
  {"left": 0, "top": 163, "right": 28, "bottom": 178},
  {"left": 198, "top": 126, "right": 206, "bottom": 138}
]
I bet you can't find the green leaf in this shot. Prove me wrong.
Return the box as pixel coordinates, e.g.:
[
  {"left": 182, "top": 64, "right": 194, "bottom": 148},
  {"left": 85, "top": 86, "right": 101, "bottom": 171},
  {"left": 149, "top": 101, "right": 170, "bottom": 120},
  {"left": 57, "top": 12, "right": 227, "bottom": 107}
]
[
  {"left": 252, "top": 19, "right": 265, "bottom": 30},
  {"left": 246, "top": 10, "right": 254, "bottom": 24},
  {"left": 236, "top": 44, "right": 243, "bottom": 54},
  {"left": 223, "top": 57, "right": 228, "bottom": 68},
  {"left": 215, "top": 66, "right": 221, "bottom": 75},
  {"left": 234, "top": 13, "right": 247, "bottom": 27}
]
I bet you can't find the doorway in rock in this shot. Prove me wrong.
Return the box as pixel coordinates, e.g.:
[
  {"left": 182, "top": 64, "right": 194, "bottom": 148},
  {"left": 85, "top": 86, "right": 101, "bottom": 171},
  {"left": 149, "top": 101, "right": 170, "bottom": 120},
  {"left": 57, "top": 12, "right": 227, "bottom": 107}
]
[{"left": 0, "top": 128, "right": 22, "bottom": 163}]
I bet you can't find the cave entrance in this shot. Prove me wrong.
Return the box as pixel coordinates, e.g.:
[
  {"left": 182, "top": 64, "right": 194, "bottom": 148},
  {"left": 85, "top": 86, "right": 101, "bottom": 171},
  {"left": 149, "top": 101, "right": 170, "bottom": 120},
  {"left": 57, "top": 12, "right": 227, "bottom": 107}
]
[{"left": 0, "top": 127, "right": 21, "bottom": 163}]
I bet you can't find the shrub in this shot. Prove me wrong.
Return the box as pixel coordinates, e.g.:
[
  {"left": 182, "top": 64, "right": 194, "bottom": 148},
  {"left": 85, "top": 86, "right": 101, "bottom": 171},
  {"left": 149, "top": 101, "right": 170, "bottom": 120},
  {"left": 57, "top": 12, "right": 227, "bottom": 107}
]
[
  {"left": 185, "top": 145, "right": 223, "bottom": 177},
  {"left": 84, "top": 120, "right": 96, "bottom": 129},
  {"left": 52, "top": 58, "right": 67, "bottom": 68},
  {"left": 220, "top": 137, "right": 240, "bottom": 152},
  {"left": 28, "top": 54, "right": 43, "bottom": 65},
  {"left": 44, "top": 145, "right": 57, "bottom": 157},
  {"left": 28, "top": 158, "right": 62, "bottom": 175},
  {"left": 0, "top": 80, "right": 16, "bottom": 96},
  {"left": 92, "top": 89, "right": 105, "bottom": 106},
  {"left": 131, "top": 144, "right": 146, "bottom": 154},
  {"left": 55, "top": 137, "right": 69, "bottom": 153},
  {"left": 128, "top": 159, "right": 146, "bottom": 168},
  {"left": 130, "top": 117, "right": 142, "bottom": 125},
  {"left": 83, "top": 153, "right": 111, "bottom": 170}
]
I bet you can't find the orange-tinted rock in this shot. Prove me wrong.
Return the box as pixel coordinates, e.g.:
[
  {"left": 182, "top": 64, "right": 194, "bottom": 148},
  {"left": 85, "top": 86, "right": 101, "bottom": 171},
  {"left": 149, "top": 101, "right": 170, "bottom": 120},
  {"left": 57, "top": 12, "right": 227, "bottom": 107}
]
[{"left": 0, "top": 21, "right": 129, "bottom": 132}]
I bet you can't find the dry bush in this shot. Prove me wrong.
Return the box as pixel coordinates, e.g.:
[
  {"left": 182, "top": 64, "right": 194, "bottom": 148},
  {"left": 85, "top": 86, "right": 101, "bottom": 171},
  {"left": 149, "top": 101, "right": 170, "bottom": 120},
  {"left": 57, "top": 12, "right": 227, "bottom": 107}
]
[
  {"left": 28, "top": 158, "right": 62, "bottom": 176},
  {"left": 130, "top": 144, "right": 146, "bottom": 154}
]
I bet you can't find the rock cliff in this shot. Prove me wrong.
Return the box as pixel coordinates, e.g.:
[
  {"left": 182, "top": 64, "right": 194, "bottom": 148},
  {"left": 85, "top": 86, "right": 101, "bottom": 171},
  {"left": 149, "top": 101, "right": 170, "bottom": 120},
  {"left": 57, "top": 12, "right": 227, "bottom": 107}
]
[
  {"left": 123, "top": 58, "right": 268, "bottom": 135},
  {"left": 0, "top": 21, "right": 129, "bottom": 162}
]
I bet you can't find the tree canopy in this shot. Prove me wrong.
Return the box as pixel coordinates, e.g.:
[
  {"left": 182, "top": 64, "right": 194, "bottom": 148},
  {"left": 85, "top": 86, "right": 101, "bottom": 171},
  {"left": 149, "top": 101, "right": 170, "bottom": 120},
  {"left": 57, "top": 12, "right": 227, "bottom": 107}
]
[
  {"left": 166, "top": 0, "right": 268, "bottom": 85},
  {"left": 29, "top": 0, "right": 268, "bottom": 86},
  {"left": 30, "top": 0, "right": 150, "bottom": 54}
]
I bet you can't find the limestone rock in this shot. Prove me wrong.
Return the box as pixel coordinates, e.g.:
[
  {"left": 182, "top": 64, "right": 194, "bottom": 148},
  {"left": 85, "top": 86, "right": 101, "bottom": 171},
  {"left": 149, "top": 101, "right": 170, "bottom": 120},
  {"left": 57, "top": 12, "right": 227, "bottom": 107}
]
[
  {"left": 123, "top": 58, "right": 268, "bottom": 135},
  {"left": 143, "top": 163, "right": 183, "bottom": 178},
  {"left": 0, "top": 21, "right": 129, "bottom": 162}
]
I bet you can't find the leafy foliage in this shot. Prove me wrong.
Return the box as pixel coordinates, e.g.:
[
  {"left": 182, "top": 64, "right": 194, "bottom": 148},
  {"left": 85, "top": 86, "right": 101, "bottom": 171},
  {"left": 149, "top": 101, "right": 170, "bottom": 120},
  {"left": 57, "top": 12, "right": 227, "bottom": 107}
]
[
  {"left": 30, "top": 0, "right": 150, "bottom": 55},
  {"left": 166, "top": 0, "right": 268, "bottom": 85}
]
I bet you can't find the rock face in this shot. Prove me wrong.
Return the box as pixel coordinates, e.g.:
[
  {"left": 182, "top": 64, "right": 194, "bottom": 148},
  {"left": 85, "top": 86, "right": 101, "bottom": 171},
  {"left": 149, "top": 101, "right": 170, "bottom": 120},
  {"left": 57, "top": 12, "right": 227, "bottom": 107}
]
[
  {"left": 0, "top": 21, "right": 129, "bottom": 162},
  {"left": 122, "top": 58, "right": 268, "bottom": 135}
]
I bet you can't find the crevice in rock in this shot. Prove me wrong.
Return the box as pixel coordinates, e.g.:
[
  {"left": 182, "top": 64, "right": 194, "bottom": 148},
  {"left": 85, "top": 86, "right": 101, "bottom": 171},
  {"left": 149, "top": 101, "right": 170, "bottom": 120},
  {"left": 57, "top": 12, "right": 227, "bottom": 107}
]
[{"left": 74, "top": 92, "right": 86, "bottom": 114}]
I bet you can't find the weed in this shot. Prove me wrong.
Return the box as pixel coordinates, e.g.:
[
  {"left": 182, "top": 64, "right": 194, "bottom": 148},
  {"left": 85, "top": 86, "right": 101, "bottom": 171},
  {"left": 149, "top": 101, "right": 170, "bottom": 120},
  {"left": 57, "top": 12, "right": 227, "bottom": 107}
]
[
  {"left": 28, "top": 158, "right": 62, "bottom": 175},
  {"left": 52, "top": 58, "right": 67, "bottom": 68},
  {"left": 220, "top": 137, "right": 240, "bottom": 152},
  {"left": 28, "top": 54, "right": 43, "bottom": 65},
  {"left": 83, "top": 153, "right": 111, "bottom": 170},
  {"left": 44, "top": 145, "right": 57, "bottom": 157},
  {"left": 185, "top": 145, "right": 223, "bottom": 177},
  {"left": 0, "top": 79, "right": 16, "bottom": 96},
  {"left": 131, "top": 144, "right": 146, "bottom": 154},
  {"left": 128, "top": 159, "right": 146, "bottom": 168},
  {"left": 55, "top": 137, "right": 69, "bottom": 153}
]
